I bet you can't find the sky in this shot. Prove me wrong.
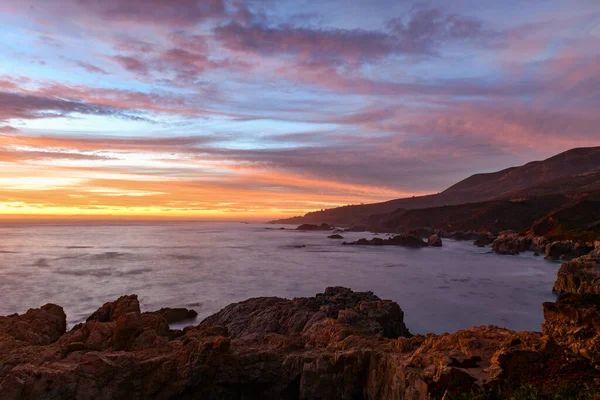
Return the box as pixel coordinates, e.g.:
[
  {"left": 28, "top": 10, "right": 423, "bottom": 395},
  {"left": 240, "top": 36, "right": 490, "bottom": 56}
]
[{"left": 0, "top": 0, "right": 599, "bottom": 219}]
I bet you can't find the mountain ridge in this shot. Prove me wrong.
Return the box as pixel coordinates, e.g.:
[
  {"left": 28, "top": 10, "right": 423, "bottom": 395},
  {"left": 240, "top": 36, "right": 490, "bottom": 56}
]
[{"left": 270, "top": 146, "right": 600, "bottom": 227}]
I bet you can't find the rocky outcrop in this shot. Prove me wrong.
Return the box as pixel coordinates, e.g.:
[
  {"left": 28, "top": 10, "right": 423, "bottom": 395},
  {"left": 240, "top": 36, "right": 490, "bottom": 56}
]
[
  {"left": 543, "top": 293, "right": 600, "bottom": 365},
  {"left": 553, "top": 249, "right": 600, "bottom": 295},
  {"left": 1, "top": 286, "right": 599, "bottom": 399},
  {"left": 544, "top": 240, "right": 594, "bottom": 261},
  {"left": 0, "top": 303, "right": 66, "bottom": 346},
  {"left": 343, "top": 233, "right": 427, "bottom": 248},
  {"left": 491, "top": 233, "right": 531, "bottom": 255},
  {"left": 488, "top": 233, "right": 593, "bottom": 259},
  {"left": 296, "top": 223, "right": 332, "bottom": 231},
  {"left": 328, "top": 234, "right": 344, "bottom": 239},
  {"left": 86, "top": 294, "right": 141, "bottom": 322},
  {"left": 427, "top": 234, "right": 442, "bottom": 247}
]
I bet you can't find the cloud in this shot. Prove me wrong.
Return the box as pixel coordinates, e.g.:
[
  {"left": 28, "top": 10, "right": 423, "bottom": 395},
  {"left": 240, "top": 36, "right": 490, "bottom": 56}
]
[
  {"left": 215, "top": 5, "right": 498, "bottom": 66},
  {"left": 0, "top": 91, "right": 147, "bottom": 122},
  {"left": 74, "top": 61, "right": 110, "bottom": 75}
]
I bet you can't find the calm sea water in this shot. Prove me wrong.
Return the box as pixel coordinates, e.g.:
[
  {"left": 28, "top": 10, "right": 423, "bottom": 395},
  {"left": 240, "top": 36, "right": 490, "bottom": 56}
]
[{"left": 0, "top": 222, "right": 560, "bottom": 334}]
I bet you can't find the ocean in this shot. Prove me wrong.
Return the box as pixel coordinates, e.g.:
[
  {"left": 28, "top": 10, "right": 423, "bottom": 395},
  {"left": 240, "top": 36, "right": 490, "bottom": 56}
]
[{"left": 0, "top": 221, "right": 560, "bottom": 334}]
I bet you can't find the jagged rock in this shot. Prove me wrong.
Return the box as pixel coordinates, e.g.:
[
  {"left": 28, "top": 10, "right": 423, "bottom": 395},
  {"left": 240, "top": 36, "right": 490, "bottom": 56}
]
[
  {"left": 543, "top": 294, "right": 600, "bottom": 365},
  {"left": 0, "top": 304, "right": 66, "bottom": 346},
  {"left": 86, "top": 294, "right": 141, "bottom": 322},
  {"left": 427, "top": 234, "right": 442, "bottom": 247},
  {"left": 553, "top": 249, "right": 600, "bottom": 295},
  {"left": 1, "top": 288, "right": 599, "bottom": 399},
  {"left": 545, "top": 240, "right": 593, "bottom": 261},
  {"left": 296, "top": 223, "right": 332, "bottom": 231},
  {"left": 328, "top": 234, "right": 344, "bottom": 239}
]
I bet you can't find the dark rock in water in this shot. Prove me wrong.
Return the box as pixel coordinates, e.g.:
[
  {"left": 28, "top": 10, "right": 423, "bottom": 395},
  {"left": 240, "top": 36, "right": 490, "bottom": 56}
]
[
  {"left": 327, "top": 234, "right": 344, "bottom": 239},
  {"left": 296, "top": 223, "right": 332, "bottom": 231},
  {"left": 345, "top": 233, "right": 427, "bottom": 247},
  {"left": 553, "top": 249, "right": 600, "bottom": 295},
  {"left": 0, "top": 287, "right": 599, "bottom": 399},
  {"left": 279, "top": 227, "right": 286, "bottom": 230},
  {"left": 534, "top": 252, "right": 540, "bottom": 257},
  {"left": 427, "top": 234, "right": 442, "bottom": 247},
  {"left": 147, "top": 308, "right": 198, "bottom": 324}
]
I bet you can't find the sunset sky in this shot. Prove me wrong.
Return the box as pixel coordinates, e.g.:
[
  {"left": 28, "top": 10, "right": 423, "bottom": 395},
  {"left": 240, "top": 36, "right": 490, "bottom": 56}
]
[{"left": 0, "top": 0, "right": 599, "bottom": 219}]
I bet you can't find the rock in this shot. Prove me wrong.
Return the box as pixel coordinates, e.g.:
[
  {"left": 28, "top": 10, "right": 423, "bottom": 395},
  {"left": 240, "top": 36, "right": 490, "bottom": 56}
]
[
  {"left": 345, "top": 233, "right": 427, "bottom": 248},
  {"left": 492, "top": 233, "right": 531, "bottom": 255},
  {"left": 66, "top": 342, "right": 86, "bottom": 352},
  {"left": 545, "top": 240, "right": 593, "bottom": 261},
  {"left": 1, "top": 288, "right": 600, "bottom": 399},
  {"left": 473, "top": 236, "right": 494, "bottom": 247},
  {"left": 529, "top": 236, "right": 550, "bottom": 253},
  {"left": 296, "top": 223, "right": 332, "bottom": 231},
  {"left": 0, "top": 303, "right": 66, "bottom": 346},
  {"left": 147, "top": 308, "right": 198, "bottom": 324},
  {"left": 327, "top": 234, "right": 344, "bottom": 239},
  {"left": 543, "top": 293, "right": 600, "bottom": 365},
  {"left": 86, "top": 294, "right": 141, "bottom": 322},
  {"left": 534, "top": 252, "right": 540, "bottom": 257},
  {"left": 427, "top": 234, "right": 442, "bottom": 247},
  {"left": 553, "top": 249, "right": 600, "bottom": 295}
]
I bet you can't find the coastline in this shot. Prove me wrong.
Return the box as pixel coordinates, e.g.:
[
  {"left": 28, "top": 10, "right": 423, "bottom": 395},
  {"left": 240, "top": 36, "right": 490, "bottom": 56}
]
[{"left": 1, "top": 249, "right": 599, "bottom": 399}]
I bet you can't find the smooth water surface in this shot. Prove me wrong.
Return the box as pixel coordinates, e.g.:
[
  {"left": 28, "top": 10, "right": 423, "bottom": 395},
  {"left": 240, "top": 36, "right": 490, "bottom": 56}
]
[{"left": 0, "top": 222, "right": 560, "bottom": 334}]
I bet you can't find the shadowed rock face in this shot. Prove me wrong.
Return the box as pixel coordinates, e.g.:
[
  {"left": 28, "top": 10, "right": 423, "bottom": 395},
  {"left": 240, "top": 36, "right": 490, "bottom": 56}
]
[{"left": 0, "top": 286, "right": 599, "bottom": 399}]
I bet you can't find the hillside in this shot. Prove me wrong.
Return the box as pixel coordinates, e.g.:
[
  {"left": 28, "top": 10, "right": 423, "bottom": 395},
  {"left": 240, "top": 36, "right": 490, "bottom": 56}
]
[
  {"left": 271, "top": 146, "right": 600, "bottom": 226},
  {"left": 368, "top": 195, "right": 571, "bottom": 234}
]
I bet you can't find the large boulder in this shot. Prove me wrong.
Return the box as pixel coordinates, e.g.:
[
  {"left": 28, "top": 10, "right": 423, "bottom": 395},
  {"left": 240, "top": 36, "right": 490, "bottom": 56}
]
[
  {"left": 427, "top": 234, "right": 443, "bottom": 247},
  {"left": 0, "top": 304, "right": 66, "bottom": 346},
  {"left": 86, "top": 294, "right": 141, "bottom": 322}
]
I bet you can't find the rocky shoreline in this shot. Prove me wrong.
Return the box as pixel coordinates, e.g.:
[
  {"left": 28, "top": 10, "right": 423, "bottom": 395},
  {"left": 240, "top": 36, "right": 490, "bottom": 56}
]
[{"left": 1, "top": 249, "right": 600, "bottom": 399}]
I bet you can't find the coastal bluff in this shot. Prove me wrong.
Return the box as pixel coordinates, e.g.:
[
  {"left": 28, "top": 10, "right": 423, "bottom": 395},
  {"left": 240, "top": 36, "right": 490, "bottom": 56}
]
[{"left": 1, "top": 256, "right": 600, "bottom": 399}]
